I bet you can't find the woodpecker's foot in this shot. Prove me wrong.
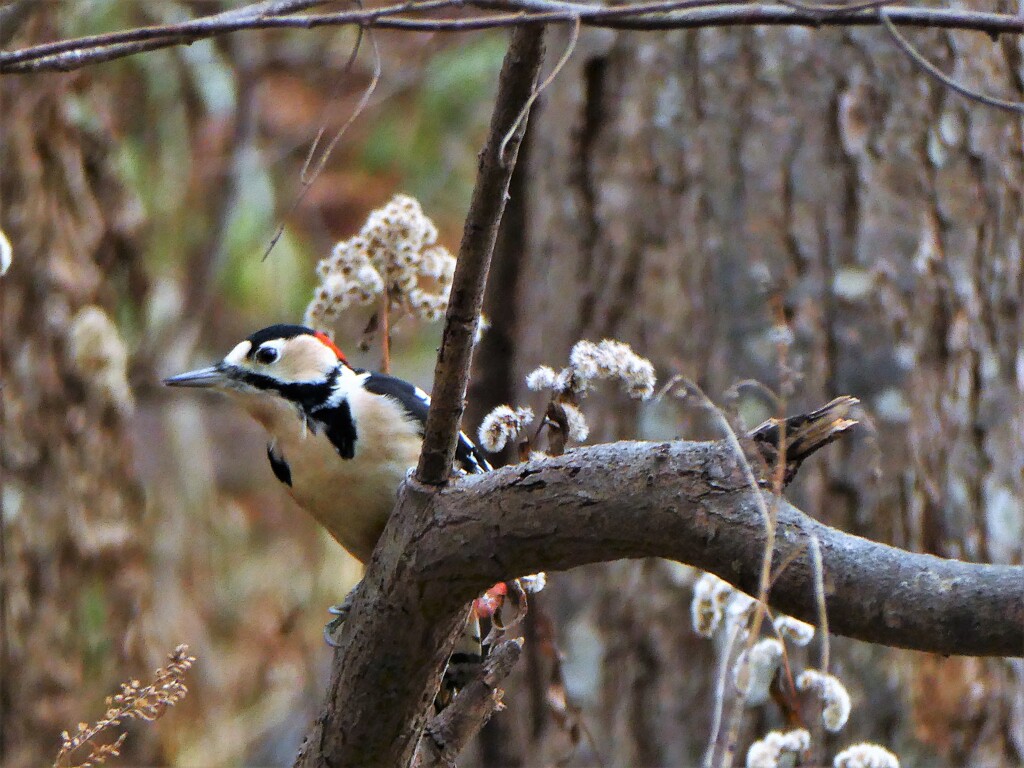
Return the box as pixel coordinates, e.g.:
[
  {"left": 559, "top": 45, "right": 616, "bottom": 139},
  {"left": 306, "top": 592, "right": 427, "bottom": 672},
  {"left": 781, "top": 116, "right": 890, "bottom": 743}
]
[{"left": 323, "top": 592, "right": 356, "bottom": 647}]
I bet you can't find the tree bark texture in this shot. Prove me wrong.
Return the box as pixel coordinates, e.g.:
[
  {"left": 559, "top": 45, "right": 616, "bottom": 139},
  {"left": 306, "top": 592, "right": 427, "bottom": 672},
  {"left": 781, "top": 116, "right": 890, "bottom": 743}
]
[
  {"left": 488, "top": 20, "right": 1024, "bottom": 768},
  {"left": 0, "top": 68, "right": 151, "bottom": 765}
]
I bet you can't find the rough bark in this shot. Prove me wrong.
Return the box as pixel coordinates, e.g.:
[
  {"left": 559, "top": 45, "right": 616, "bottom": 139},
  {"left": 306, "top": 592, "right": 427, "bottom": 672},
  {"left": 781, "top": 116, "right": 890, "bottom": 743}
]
[
  {"left": 307, "top": 432, "right": 1024, "bottom": 767},
  {"left": 0, "top": 51, "right": 150, "bottom": 767},
  {"left": 510, "top": 18, "right": 1024, "bottom": 767}
]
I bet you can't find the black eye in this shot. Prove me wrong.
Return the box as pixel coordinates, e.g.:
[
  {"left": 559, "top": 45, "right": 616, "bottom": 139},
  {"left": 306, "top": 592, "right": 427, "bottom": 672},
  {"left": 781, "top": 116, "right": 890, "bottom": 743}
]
[{"left": 255, "top": 346, "right": 279, "bottom": 365}]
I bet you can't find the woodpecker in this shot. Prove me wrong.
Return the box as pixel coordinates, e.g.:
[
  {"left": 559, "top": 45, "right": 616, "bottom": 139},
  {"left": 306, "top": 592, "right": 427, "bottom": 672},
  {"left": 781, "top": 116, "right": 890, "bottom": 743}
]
[
  {"left": 165, "top": 324, "right": 490, "bottom": 697},
  {"left": 165, "top": 323, "right": 490, "bottom": 563}
]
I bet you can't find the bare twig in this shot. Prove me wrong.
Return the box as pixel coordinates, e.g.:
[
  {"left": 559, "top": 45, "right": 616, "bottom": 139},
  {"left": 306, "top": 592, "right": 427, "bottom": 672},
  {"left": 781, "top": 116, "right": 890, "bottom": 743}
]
[
  {"left": 5, "top": 1, "right": 1024, "bottom": 75},
  {"left": 0, "top": 0, "right": 341, "bottom": 71},
  {"left": 262, "top": 26, "right": 382, "bottom": 261},
  {"left": 879, "top": 9, "right": 1024, "bottom": 113},
  {"left": 415, "top": 25, "right": 546, "bottom": 484},
  {"left": 413, "top": 638, "right": 525, "bottom": 767},
  {"left": 809, "top": 534, "right": 830, "bottom": 672},
  {"left": 498, "top": 15, "right": 579, "bottom": 164},
  {"left": 703, "top": 619, "right": 744, "bottom": 768}
]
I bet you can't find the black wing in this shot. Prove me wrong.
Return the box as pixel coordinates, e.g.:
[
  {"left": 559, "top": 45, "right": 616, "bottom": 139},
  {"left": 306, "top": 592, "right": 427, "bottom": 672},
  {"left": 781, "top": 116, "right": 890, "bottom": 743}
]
[{"left": 362, "top": 371, "right": 491, "bottom": 474}]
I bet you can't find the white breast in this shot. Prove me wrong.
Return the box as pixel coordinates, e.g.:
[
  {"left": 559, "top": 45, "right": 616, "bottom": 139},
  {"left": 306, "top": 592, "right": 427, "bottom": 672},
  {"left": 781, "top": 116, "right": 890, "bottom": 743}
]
[{"left": 232, "top": 388, "right": 423, "bottom": 562}]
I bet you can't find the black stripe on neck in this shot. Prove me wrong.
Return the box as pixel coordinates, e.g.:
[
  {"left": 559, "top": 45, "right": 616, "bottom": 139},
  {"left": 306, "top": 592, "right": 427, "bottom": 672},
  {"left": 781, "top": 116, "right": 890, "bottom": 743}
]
[
  {"left": 233, "top": 367, "right": 339, "bottom": 413},
  {"left": 233, "top": 366, "right": 358, "bottom": 459}
]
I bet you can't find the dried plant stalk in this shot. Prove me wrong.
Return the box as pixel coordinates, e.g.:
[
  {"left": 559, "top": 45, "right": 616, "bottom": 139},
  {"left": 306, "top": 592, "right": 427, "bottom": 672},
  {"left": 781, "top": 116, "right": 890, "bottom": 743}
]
[{"left": 54, "top": 645, "right": 196, "bottom": 768}]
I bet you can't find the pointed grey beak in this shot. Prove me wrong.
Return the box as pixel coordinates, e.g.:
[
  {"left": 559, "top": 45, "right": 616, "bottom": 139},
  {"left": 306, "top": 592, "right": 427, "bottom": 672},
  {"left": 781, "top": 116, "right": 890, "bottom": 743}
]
[{"left": 163, "top": 364, "right": 229, "bottom": 389}]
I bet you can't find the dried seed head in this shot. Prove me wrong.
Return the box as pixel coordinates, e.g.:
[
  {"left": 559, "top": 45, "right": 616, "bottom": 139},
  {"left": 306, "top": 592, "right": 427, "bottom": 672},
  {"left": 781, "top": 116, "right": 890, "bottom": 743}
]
[
  {"left": 519, "top": 573, "right": 547, "bottom": 593},
  {"left": 559, "top": 401, "right": 590, "bottom": 442},
  {"left": 0, "top": 228, "right": 11, "bottom": 277},
  {"left": 478, "top": 405, "right": 535, "bottom": 453},
  {"left": 691, "top": 572, "right": 734, "bottom": 638},
  {"left": 797, "top": 669, "right": 852, "bottom": 732},
  {"left": 735, "top": 638, "right": 784, "bottom": 705},
  {"left": 745, "top": 729, "right": 810, "bottom": 768},
  {"left": 525, "top": 365, "right": 560, "bottom": 392},
  {"left": 566, "top": 339, "right": 656, "bottom": 399},
  {"left": 305, "top": 194, "right": 457, "bottom": 330},
  {"left": 833, "top": 743, "right": 900, "bottom": 768},
  {"left": 774, "top": 615, "right": 816, "bottom": 646}
]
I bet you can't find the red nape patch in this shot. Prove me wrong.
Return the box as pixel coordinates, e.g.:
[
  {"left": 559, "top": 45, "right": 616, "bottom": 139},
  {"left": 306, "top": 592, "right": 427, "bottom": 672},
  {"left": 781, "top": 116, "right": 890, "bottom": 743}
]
[
  {"left": 314, "top": 332, "right": 347, "bottom": 363},
  {"left": 472, "top": 582, "right": 509, "bottom": 619}
]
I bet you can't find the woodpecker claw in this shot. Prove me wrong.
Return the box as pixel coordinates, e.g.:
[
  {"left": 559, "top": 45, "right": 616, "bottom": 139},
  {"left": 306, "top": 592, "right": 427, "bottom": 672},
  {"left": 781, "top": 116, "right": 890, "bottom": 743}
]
[
  {"left": 323, "top": 593, "right": 355, "bottom": 647},
  {"left": 323, "top": 617, "right": 345, "bottom": 648}
]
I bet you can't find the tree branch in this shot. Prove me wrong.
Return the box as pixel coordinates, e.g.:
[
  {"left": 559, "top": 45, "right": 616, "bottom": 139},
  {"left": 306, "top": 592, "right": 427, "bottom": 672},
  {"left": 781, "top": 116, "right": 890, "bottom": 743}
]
[
  {"left": 415, "top": 23, "right": 545, "bottom": 484},
  {"left": 5, "top": 1, "right": 1024, "bottom": 75},
  {"left": 295, "top": 437, "right": 1023, "bottom": 765},
  {"left": 293, "top": 26, "right": 546, "bottom": 767},
  {"left": 425, "top": 440, "right": 1024, "bottom": 657},
  {"left": 412, "top": 637, "right": 524, "bottom": 767}
]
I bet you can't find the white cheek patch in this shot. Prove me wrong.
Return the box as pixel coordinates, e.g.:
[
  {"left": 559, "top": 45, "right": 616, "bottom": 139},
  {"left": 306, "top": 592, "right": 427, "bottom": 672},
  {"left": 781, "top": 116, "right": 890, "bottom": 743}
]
[
  {"left": 224, "top": 340, "right": 252, "bottom": 366},
  {"left": 277, "top": 335, "right": 339, "bottom": 382}
]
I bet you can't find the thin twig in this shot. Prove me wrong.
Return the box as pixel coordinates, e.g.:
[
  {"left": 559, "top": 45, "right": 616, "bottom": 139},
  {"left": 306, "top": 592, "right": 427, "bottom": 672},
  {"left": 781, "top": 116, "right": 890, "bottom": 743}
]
[
  {"left": 300, "top": 19, "right": 366, "bottom": 187},
  {"left": 415, "top": 25, "right": 547, "bottom": 484},
  {"left": 381, "top": 293, "right": 392, "bottom": 373},
  {"left": 703, "top": 619, "right": 743, "bottom": 768},
  {"left": 262, "top": 29, "right": 382, "bottom": 261},
  {"left": 809, "top": 534, "right": 830, "bottom": 673},
  {"left": 0, "top": 0, "right": 342, "bottom": 69},
  {"left": 676, "top": 378, "right": 776, "bottom": 768},
  {"left": 499, "top": 15, "right": 579, "bottom": 164},
  {"left": 879, "top": 9, "right": 1024, "bottom": 114}
]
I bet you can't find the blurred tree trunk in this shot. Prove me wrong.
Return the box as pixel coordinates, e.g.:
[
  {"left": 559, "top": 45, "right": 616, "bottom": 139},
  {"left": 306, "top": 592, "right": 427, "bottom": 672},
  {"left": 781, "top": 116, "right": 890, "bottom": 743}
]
[
  {"left": 0, "top": 55, "right": 154, "bottom": 768},
  {"left": 474, "top": 21, "right": 1024, "bottom": 768}
]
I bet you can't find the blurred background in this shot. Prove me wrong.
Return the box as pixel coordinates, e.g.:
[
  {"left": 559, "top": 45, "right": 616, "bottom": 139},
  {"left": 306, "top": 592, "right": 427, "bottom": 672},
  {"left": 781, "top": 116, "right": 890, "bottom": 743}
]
[{"left": 3, "top": 0, "right": 1024, "bottom": 766}]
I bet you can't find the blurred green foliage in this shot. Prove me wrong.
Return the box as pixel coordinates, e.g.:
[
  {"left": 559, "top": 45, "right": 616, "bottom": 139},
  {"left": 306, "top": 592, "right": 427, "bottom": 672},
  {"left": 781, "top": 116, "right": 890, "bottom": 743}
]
[{"left": 362, "top": 35, "right": 506, "bottom": 218}]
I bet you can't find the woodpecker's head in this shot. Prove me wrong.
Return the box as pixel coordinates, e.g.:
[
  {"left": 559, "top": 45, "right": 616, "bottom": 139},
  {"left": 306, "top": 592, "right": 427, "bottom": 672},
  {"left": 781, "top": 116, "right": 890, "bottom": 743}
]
[{"left": 164, "top": 324, "right": 349, "bottom": 411}]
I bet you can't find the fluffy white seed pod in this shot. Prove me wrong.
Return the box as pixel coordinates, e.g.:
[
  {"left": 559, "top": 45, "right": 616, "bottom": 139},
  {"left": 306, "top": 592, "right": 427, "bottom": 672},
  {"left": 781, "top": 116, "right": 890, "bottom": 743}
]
[
  {"left": 305, "top": 194, "right": 455, "bottom": 329},
  {"left": 833, "top": 743, "right": 900, "bottom": 768},
  {"left": 559, "top": 401, "right": 589, "bottom": 442},
  {"left": 420, "top": 246, "right": 456, "bottom": 281},
  {"left": 566, "top": 339, "right": 656, "bottom": 399},
  {"left": 725, "top": 591, "right": 757, "bottom": 630},
  {"left": 735, "top": 638, "right": 784, "bottom": 705},
  {"left": 478, "top": 405, "right": 534, "bottom": 453},
  {"left": 774, "top": 615, "right": 816, "bottom": 646},
  {"left": 525, "top": 365, "right": 560, "bottom": 392},
  {"left": 797, "top": 669, "right": 852, "bottom": 732},
  {"left": 691, "top": 572, "right": 734, "bottom": 638},
  {"left": 745, "top": 729, "right": 810, "bottom": 768}
]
